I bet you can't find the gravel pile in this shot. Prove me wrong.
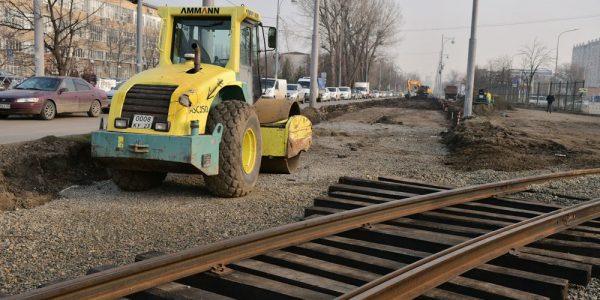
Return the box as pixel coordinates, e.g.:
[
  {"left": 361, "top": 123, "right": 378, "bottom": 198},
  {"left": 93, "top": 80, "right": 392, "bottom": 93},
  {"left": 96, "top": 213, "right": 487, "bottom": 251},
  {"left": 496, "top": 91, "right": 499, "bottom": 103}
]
[{"left": 1, "top": 104, "right": 599, "bottom": 298}]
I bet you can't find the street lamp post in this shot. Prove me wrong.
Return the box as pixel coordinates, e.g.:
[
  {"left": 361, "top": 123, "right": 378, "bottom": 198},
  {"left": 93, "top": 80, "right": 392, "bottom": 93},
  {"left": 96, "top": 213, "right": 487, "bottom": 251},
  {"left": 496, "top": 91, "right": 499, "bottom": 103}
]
[
  {"left": 463, "top": 0, "right": 479, "bottom": 119},
  {"left": 309, "top": 0, "right": 320, "bottom": 108},
  {"left": 33, "top": 0, "right": 44, "bottom": 76},
  {"left": 136, "top": 0, "right": 144, "bottom": 73},
  {"left": 274, "top": 0, "right": 283, "bottom": 81},
  {"left": 435, "top": 34, "right": 454, "bottom": 98},
  {"left": 555, "top": 28, "right": 578, "bottom": 78}
]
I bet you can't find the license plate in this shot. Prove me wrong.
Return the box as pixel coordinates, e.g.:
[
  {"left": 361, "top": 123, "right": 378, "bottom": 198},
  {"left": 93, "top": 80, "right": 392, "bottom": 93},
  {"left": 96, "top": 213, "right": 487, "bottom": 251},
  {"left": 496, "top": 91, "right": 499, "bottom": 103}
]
[
  {"left": 131, "top": 115, "right": 154, "bottom": 129},
  {"left": 0, "top": 103, "right": 10, "bottom": 109}
]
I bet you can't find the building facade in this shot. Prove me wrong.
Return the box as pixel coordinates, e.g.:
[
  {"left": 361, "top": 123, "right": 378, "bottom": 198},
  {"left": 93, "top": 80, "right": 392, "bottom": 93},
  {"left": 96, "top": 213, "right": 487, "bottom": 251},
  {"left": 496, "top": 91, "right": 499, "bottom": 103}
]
[
  {"left": 573, "top": 38, "right": 600, "bottom": 90},
  {"left": 0, "top": 0, "right": 160, "bottom": 80}
]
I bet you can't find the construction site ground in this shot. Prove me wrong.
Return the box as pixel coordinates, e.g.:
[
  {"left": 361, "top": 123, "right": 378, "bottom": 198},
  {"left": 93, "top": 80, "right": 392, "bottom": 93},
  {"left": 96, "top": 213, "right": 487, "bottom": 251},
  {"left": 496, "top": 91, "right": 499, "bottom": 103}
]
[{"left": 1, "top": 99, "right": 599, "bottom": 298}]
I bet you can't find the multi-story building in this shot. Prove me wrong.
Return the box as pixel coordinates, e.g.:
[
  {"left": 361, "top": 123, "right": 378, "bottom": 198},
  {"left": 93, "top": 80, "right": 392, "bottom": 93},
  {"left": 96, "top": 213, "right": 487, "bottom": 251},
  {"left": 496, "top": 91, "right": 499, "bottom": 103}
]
[
  {"left": 0, "top": 0, "right": 160, "bottom": 81},
  {"left": 573, "top": 38, "right": 600, "bottom": 96}
]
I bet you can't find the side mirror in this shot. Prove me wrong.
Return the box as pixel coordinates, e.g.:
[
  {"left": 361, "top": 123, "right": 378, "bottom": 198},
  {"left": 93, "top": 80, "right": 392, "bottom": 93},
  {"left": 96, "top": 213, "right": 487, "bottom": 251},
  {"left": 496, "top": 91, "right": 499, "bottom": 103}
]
[
  {"left": 58, "top": 88, "right": 67, "bottom": 94},
  {"left": 268, "top": 27, "right": 277, "bottom": 49}
]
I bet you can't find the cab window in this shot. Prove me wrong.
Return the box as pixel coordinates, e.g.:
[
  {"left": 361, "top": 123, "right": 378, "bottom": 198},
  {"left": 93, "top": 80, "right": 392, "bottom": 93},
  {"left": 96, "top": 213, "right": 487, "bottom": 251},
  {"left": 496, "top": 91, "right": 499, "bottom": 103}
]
[{"left": 240, "top": 24, "right": 252, "bottom": 66}]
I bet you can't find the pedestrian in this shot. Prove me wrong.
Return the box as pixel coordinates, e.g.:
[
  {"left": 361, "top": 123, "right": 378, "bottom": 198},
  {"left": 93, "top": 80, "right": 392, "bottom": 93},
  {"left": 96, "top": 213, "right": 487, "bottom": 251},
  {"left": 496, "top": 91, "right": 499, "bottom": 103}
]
[
  {"left": 81, "top": 66, "right": 97, "bottom": 87},
  {"left": 546, "top": 94, "right": 555, "bottom": 113}
]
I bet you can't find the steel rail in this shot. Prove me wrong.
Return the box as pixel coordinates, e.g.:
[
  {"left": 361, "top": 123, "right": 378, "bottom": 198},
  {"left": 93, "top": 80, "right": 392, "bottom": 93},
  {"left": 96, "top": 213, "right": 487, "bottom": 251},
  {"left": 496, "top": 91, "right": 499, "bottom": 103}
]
[
  {"left": 339, "top": 198, "right": 600, "bottom": 300},
  {"left": 7, "top": 168, "right": 600, "bottom": 300}
]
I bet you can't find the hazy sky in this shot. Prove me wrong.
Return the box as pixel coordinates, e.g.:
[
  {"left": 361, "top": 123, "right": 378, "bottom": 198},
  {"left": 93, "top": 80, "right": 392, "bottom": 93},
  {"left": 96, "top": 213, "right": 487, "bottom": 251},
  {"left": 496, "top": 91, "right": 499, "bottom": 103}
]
[{"left": 148, "top": 0, "right": 600, "bottom": 83}]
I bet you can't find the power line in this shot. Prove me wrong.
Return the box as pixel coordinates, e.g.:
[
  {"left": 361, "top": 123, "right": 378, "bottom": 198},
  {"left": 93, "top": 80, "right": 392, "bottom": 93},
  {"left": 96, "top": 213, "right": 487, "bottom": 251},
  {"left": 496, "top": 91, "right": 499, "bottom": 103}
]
[{"left": 402, "top": 14, "right": 600, "bottom": 33}]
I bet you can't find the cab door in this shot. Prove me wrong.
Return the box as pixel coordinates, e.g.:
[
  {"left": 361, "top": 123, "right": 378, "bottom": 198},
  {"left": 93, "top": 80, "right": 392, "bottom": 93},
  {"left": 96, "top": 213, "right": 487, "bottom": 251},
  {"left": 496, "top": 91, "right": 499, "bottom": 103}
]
[{"left": 239, "top": 23, "right": 255, "bottom": 104}]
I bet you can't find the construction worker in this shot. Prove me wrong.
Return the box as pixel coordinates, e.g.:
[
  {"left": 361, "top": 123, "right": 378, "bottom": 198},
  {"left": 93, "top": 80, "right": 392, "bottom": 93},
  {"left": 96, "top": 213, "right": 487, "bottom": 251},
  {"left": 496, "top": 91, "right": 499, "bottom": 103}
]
[{"left": 485, "top": 90, "right": 493, "bottom": 104}]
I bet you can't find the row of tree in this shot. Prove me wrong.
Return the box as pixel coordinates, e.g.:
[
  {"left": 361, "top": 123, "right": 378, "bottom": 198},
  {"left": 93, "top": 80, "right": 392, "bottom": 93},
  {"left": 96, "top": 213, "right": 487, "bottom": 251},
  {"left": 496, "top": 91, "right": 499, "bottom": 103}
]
[{"left": 295, "top": 0, "right": 403, "bottom": 87}]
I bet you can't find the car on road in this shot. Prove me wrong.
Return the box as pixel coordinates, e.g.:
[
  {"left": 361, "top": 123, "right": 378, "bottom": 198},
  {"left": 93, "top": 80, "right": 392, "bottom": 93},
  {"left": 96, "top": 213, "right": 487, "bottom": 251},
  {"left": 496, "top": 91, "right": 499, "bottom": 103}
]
[
  {"left": 338, "top": 87, "right": 351, "bottom": 100},
  {"left": 318, "top": 89, "right": 331, "bottom": 102},
  {"left": 261, "top": 78, "right": 287, "bottom": 99},
  {"left": 287, "top": 83, "right": 304, "bottom": 103},
  {"left": 327, "top": 87, "right": 340, "bottom": 101},
  {"left": 105, "top": 81, "right": 125, "bottom": 112},
  {"left": 351, "top": 88, "right": 362, "bottom": 99},
  {"left": 0, "top": 76, "right": 109, "bottom": 120}
]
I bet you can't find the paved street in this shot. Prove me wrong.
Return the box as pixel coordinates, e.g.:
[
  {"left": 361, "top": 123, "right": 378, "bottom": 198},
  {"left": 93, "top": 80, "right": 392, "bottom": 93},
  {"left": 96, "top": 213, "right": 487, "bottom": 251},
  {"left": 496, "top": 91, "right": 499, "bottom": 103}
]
[
  {"left": 0, "top": 98, "right": 391, "bottom": 145},
  {"left": 0, "top": 114, "right": 104, "bottom": 144}
]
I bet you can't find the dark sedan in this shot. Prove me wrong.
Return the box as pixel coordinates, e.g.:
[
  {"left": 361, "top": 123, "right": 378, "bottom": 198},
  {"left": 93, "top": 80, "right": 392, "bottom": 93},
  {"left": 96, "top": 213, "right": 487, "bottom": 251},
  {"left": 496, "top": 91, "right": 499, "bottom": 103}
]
[{"left": 0, "top": 76, "right": 109, "bottom": 120}]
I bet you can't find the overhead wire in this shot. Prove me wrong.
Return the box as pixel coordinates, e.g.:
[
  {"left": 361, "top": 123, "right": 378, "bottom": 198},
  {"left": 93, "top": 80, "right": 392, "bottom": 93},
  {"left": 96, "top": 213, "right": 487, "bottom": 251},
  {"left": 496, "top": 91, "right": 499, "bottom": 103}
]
[{"left": 401, "top": 14, "right": 600, "bottom": 32}]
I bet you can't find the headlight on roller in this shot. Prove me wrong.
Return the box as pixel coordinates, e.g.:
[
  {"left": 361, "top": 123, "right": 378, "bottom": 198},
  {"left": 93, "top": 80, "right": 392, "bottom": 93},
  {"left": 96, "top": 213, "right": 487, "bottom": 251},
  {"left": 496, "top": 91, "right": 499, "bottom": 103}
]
[
  {"left": 15, "top": 97, "right": 39, "bottom": 103},
  {"left": 114, "top": 118, "right": 128, "bottom": 128},
  {"left": 178, "top": 94, "right": 191, "bottom": 107},
  {"left": 154, "top": 122, "right": 170, "bottom": 132}
]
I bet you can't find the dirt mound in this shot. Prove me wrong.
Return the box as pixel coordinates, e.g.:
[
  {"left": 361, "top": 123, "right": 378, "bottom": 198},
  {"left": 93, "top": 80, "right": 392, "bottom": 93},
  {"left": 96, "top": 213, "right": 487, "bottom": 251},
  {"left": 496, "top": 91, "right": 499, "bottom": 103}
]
[
  {"left": 301, "top": 98, "right": 439, "bottom": 124},
  {"left": 372, "top": 115, "right": 403, "bottom": 125},
  {"left": 0, "top": 136, "right": 109, "bottom": 210},
  {"left": 443, "top": 120, "right": 580, "bottom": 171}
]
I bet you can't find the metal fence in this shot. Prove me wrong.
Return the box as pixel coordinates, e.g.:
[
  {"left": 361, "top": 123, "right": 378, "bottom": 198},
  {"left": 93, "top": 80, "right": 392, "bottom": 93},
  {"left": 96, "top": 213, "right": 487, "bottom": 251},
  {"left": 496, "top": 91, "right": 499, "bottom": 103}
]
[{"left": 488, "top": 80, "right": 586, "bottom": 112}]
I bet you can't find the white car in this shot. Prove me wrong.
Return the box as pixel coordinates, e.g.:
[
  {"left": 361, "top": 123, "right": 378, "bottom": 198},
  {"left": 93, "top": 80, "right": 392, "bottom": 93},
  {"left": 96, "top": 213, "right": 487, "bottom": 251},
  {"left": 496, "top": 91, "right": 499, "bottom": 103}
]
[
  {"left": 327, "top": 87, "right": 340, "bottom": 101},
  {"left": 297, "top": 77, "right": 312, "bottom": 102},
  {"left": 261, "top": 78, "right": 287, "bottom": 99},
  {"left": 287, "top": 83, "right": 303, "bottom": 102},
  {"left": 318, "top": 89, "right": 331, "bottom": 102},
  {"left": 338, "top": 87, "right": 351, "bottom": 100}
]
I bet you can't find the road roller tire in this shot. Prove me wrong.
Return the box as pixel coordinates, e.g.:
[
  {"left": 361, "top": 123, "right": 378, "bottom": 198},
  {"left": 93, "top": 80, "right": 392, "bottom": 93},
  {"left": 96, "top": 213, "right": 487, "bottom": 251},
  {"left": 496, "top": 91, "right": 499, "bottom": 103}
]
[
  {"left": 205, "top": 101, "right": 262, "bottom": 197},
  {"left": 260, "top": 154, "right": 301, "bottom": 174}
]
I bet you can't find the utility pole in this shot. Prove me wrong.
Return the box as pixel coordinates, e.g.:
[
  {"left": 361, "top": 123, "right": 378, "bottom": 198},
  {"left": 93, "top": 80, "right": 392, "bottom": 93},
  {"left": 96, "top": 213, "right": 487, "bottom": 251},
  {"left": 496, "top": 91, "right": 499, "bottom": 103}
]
[
  {"left": 463, "top": 0, "right": 479, "bottom": 118},
  {"left": 33, "top": 0, "right": 44, "bottom": 76},
  {"left": 338, "top": 20, "right": 342, "bottom": 86},
  {"left": 309, "top": 0, "right": 320, "bottom": 108},
  {"left": 202, "top": 0, "right": 215, "bottom": 60},
  {"left": 274, "top": 0, "right": 281, "bottom": 80},
  {"left": 136, "top": 0, "right": 144, "bottom": 73},
  {"left": 378, "top": 61, "right": 382, "bottom": 91}
]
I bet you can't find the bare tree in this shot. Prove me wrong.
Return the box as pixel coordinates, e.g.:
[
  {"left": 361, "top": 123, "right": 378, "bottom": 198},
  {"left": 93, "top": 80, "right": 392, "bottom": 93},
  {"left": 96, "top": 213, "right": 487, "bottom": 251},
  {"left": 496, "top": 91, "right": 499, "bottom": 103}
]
[
  {"left": 1, "top": 0, "right": 102, "bottom": 75},
  {"left": 143, "top": 24, "right": 160, "bottom": 70},
  {"left": 556, "top": 62, "right": 584, "bottom": 82},
  {"left": 519, "top": 38, "right": 552, "bottom": 99},
  {"left": 296, "top": 0, "right": 402, "bottom": 87}
]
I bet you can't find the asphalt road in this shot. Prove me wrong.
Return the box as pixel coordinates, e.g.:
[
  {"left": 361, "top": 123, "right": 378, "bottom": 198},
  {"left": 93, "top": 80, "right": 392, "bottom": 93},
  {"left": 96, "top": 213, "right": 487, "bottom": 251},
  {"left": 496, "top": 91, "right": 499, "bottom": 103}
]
[
  {"left": 0, "top": 97, "right": 390, "bottom": 145},
  {"left": 0, "top": 113, "right": 104, "bottom": 144}
]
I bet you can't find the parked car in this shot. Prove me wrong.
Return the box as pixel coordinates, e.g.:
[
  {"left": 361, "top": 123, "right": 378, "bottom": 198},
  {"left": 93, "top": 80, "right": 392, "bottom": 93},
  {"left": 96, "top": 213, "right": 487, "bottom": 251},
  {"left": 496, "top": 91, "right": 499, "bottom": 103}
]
[
  {"left": 261, "top": 78, "right": 287, "bottom": 99},
  {"left": 318, "top": 89, "right": 331, "bottom": 102},
  {"left": 338, "top": 87, "right": 351, "bottom": 100},
  {"left": 105, "top": 81, "right": 125, "bottom": 112},
  {"left": 287, "top": 83, "right": 304, "bottom": 102},
  {"left": 370, "top": 90, "right": 381, "bottom": 98},
  {"left": 351, "top": 88, "right": 362, "bottom": 99},
  {"left": 327, "top": 87, "right": 340, "bottom": 101},
  {"left": 0, "top": 76, "right": 108, "bottom": 120}
]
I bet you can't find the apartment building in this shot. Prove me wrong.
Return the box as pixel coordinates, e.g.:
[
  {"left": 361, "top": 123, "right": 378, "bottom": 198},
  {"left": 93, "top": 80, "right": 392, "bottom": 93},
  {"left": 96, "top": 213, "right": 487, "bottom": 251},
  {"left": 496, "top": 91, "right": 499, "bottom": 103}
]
[
  {"left": 0, "top": 0, "right": 161, "bottom": 80},
  {"left": 573, "top": 38, "right": 600, "bottom": 96}
]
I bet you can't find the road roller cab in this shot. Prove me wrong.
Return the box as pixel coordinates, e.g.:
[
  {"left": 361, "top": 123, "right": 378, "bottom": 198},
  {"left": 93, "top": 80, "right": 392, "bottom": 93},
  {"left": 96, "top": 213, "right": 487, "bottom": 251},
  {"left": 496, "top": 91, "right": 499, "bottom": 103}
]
[{"left": 91, "top": 6, "right": 312, "bottom": 197}]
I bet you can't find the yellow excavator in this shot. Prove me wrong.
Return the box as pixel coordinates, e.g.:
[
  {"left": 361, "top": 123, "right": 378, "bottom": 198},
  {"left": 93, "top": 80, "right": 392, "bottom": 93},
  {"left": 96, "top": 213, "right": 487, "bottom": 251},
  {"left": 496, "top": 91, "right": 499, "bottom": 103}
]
[{"left": 406, "top": 80, "right": 431, "bottom": 99}]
